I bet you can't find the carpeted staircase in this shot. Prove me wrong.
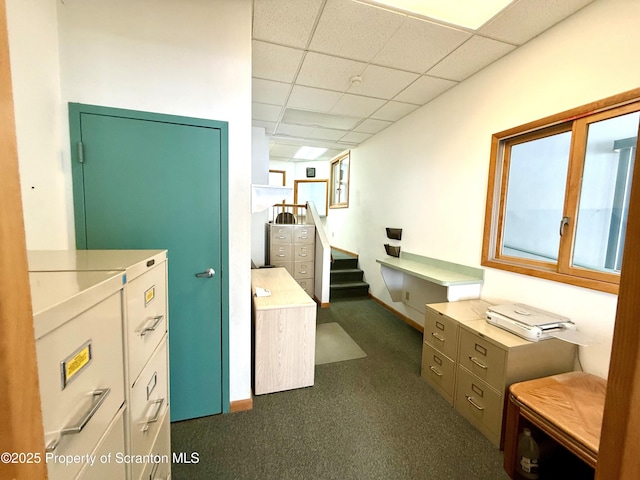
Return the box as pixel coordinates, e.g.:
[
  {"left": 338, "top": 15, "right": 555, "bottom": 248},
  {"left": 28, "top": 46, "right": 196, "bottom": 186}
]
[{"left": 330, "top": 249, "right": 369, "bottom": 299}]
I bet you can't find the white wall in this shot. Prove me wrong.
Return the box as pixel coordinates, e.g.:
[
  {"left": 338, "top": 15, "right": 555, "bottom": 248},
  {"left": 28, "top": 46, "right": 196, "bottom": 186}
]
[
  {"left": 328, "top": 0, "right": 640, "bottom": 379},
  {"left": 8, "top": 0, "right": 253, "bottom": 403},
  {"left": 252, "top": 127, "right": 270, "bottom": 265}
]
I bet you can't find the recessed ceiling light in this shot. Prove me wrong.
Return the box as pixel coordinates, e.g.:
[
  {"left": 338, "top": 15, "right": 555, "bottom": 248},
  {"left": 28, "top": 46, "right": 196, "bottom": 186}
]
[
  {"left": 355, "top": 0, "right": 514, "bottom": 30},
  {"left": 294, "top": 146, "right": 328, "bottom": 160}
]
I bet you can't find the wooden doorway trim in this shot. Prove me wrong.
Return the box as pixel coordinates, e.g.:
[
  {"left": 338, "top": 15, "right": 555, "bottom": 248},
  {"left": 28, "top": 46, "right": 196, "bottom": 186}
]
[{"left": 0, "top": 1, "right": 47, "bottom": 478}]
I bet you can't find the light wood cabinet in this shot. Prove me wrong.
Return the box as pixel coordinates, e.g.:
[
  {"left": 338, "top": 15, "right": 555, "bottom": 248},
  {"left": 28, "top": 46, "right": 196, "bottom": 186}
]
[
  {"left": 251, "top": 267, "right": 316, "bottom": 395},
  {"left": 421, "top": 300, "right": 576, "bottom": 447}
]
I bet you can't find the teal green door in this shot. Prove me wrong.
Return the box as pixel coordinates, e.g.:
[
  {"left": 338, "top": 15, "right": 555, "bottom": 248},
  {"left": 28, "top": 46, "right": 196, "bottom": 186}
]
[{"left": 69, "top": 104, "right": 229, "bottom": 421}]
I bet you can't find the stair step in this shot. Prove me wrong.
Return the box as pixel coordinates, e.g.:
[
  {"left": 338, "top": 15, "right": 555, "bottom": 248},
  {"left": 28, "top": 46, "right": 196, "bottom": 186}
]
[
  {"left": 330, "top": 281, "right": 370, "bottom": 299},
  {"left": 331, "top": 257, "right": 359, "bottom": 270},
  {"left": 330, "top": 268, "right": 364, "bottom": 283}
]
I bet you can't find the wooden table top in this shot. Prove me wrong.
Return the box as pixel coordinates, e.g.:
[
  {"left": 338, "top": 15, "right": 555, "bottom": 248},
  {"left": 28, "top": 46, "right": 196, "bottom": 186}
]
[{"left": 510, "top": 371, "right": 607, "bottom": 456}]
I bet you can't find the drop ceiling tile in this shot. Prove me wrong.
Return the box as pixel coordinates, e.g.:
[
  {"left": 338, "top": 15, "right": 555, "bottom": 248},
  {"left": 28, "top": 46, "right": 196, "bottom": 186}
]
[
  {"left": 282, "top": 108, "right": 361, "bottom": 130},
  {"left": 308, "top": 127, "right": 348, "bottom": 141},
  {"left": 370, "top": 101, "right": 420, "bottom": 121},
  {"left": 252, "top": 78, "right": 291, "bottom": 105},
  {"left": 275, "top": 123, "right": 315, "bottom": 138},
  {"left": 347, "top": 64, "right": 419, "bottom": 99},
  {"left": 427, "top": 36, "right": 516, "bottom": 81},
  {"left": 330, "top": 94, "right": 386, "bottom": 118},
  {"left": 479, "top": 0, "right": 595, "bottom": 45},
  {"left": 296, "top": 52, "right": 367, "bottom": 92},
  {"left": 252, "top": 120, "right": 277, "bottom": 134},
  {"left": 341, "top": 131, "right": 372, "bottom": 144},
  {"left": 309, "top": 0, "right": 405, "bottom": 62},
  {"left": 253, "top": 102, "right": 282, "bottom": 122},
  {"left": 373, "top": 16, "right": 471, "bottom": 73},
  {"left": 394, "top": 76, "right": 457, "bottom": 105},
  {"left": 252, "top": 40, "right": 305, "bottom": 83},
  {"left": 287, "top": 85, "right": 343, "bottom": 113},
  {"left": 252, "top": 0, "right": 323, "bottom": 49},
  {"left": 354, "top": 118, "right": 393, "bottom": 134},
  {"left": 270, "top": 143, "right": 302, "bottom": 158}
]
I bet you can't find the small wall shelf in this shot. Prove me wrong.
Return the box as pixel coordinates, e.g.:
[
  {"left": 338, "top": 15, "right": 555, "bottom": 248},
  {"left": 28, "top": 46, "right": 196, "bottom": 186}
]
[{"left": 376, "top": 252, "right": 484, "bottom": 313}]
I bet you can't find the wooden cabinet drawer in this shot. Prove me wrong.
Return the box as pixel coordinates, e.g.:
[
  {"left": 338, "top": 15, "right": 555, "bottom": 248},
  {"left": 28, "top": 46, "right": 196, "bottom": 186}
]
[
  {"left": 36, "top": 291, "right": 125, "bottom": 480},
  {"left": 129, "top": 337, "right": 169, "bottom": 480},
  {"left": 421, "top": 342, "right": 455, "bottom": 402},
  {"left": 424, "top": 308, "right": 458, "bottom": 361},
  {"left": 270, "top": 244, "right": 293, "bottom": 262},
  {"left": 270, "top": 226, "right": 293, "bottom": 244},
  {"left": 293, "top": 225, "right": 314, "bottom": 244},
  {"left": 294, "top": 244, "right": 314, "bottom": 260},
  {"left": 126, "top": 263, "right": 168, "bottom": 384},
  {"left": 458, "top": 328, "right": 506, "bottom": 391},
  {"left": 455, "top": 366, "right": 503, "bottom": 446}
]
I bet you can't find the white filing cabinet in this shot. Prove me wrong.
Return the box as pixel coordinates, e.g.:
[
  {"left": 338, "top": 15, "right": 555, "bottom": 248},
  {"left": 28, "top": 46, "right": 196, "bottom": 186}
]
[
  {"left": 267, "top": 224, "right": 315, "bottom": 297},
  {"left": 28, "top": 250, "right": 171, "bottom": 480},
  {"left": 30, "top": 270, "right": 127, "bottom": 480}
]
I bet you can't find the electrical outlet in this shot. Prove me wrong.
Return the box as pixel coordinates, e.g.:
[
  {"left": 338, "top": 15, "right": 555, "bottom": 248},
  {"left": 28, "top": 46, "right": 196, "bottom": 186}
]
[{"left": 405, "top": 291, "right": 410, "bottom": 301}]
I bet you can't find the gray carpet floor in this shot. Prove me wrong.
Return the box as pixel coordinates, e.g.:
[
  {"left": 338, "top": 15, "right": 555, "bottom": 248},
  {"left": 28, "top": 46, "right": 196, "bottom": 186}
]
[{"left": 171, "top": 298, "right": 510, "bottom": 480}]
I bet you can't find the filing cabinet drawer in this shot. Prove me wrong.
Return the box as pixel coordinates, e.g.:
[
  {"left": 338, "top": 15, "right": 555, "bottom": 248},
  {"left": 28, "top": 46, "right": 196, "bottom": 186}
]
[
  {"left": 293, "top": 225, "right": 314, "bottom": 244},
  {"left": 294, "top": 261, "right": 314, "bottom": 279},
  {"left": 270, "top": 244, "right": 292, "bottom": 263},
  {"left": 421, "top": 342, "right": 455, "bottom": 402},
  {"left": 130, "top": 337, "right": 170, "bottom": 480},
  {"left": 294, "top": 244, "right": 314, "bottom": 260},
  {"left": 297, "top": 278, "right": 314, "bottom": 297},
  {"left": 455, "top": 366, "right": 503, "bottom": 445},
  {"left": 76, "top": 406, "right": 127, "bottom": 480},
  {"left": 458, "top": 328, "right": 506, "bottom": 391},
  {"left": 127, "top": 262, "right": 168, "bottom": 383},
  {"left": 36, "top": 292, "right": 125, "bottom": 480},
  {"left": 270, "top": 226, "right": 293, "bottom": 244},
  {"left": 424, "top": 308, "right": 458, "bottom": 361},
  {"left": 271, "top": 261, "right": 294, "bottom": 277},
  {"left": 138, "top": 411, "right": 172, "bottom": 480}
]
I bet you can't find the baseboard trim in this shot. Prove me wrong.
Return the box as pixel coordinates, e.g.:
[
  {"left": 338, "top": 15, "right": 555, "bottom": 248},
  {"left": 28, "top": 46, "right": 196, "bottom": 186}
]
[
  {"left": 369, "top": 294, "right": 424, "bottom": 333},
  {"left": 230, "top": 395, "right": 253, "bottom": 413},
  {"left": 313, "top": 295, "right": 331, "bottom": 308}
]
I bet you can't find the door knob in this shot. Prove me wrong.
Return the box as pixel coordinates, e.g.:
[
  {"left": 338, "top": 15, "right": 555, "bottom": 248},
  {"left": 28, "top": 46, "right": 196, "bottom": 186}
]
[{"left": 195, "top": 268, "right": 215, "bottom": 278}]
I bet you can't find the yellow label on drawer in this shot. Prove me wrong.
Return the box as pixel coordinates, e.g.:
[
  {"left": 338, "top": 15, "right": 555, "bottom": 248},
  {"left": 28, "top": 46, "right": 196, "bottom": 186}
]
[
  {"left": 145, "top": 286, "right": 155, "bottom": 306},
  {"left": 61, "top": 341, "right": 92, "bottom": 389}
]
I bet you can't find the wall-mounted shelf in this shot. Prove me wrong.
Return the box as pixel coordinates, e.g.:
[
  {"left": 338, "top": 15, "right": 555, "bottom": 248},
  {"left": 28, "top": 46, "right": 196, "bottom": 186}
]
[{"left": 376, "top": 252, "right": 484, "bottom": 314}]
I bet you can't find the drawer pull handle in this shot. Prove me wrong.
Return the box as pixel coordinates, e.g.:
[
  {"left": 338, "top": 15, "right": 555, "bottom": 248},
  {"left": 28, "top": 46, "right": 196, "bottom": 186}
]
[
  {"left": 277, "top": 254, "right": 286, "bottom": 257},
  {"left": 468, "top": 356, "right": 488, "bottom": 369},
  {"left": 142, "top": 398, "right": 165, "bottom": 433},
  {"left": 300, "top": 253, "right": 308, "bottom": 257},
  {"left": 429, "top": 365, "right": 443, "bottom": 377},
  {"left": 46, "top": 388, "right": 110, "bottom": 452},
  {"left": 431, "top": 332, "right": 445, "bottom": 342},
  {"left": 465, "top": 395, "right": 484, "bottom": 411},
  {"left": 139, "top": 315, "right": 164, "bottom": 337}
]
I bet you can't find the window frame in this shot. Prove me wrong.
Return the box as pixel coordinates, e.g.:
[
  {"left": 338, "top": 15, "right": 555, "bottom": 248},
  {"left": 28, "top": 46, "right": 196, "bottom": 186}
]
[
  {"left": 329, "top": 151, "right": 350, "bottom": 209},
  {"left": 482, "top": 88, "right": 640, "bottom": 294}
]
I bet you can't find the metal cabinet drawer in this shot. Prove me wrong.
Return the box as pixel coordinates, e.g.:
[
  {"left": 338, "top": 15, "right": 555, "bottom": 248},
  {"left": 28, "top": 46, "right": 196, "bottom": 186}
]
[
  {"left": 76, "top": 406, "right": 127, "bottom": 480},
  {"left": 458, "top": 328, "right": 506, "bottom": 391},
  {"left": 138, "top": 411, "right": 172, "bottom": 480},
  {"left": 455, "top": 366, "right": 503, "bottom": 446},
  {"left": 126, "top": 262, "right": 168, "bottom": 384},
  {"left": 294, "top": 261, "right": 314, "bottom": 279},
  {"left": 36, "top": 291, "right": 125, "bottom": 480},
  {"left": 130, "top": 337, "right": 170, "bottom": 480},
  {"left": 294, "top": 244, "right": 313, "bottom": 260},
  {"left": 270, "top": 226, "right": 293, "bottom": 244},
  {"left": 270, "top": 244, "right": 292, "bottom": 263},
  {"left": 297, "top": 278, "right": 314, "bottom": 297},
  {"left": 293, "top": 225, "right": 314, "bottom": 244},
  {"left": 421, "top": 342, "right": 455, "bottom": 402},
  {"left": 424, "top": 308, "right": 458, "bottom": 361}
]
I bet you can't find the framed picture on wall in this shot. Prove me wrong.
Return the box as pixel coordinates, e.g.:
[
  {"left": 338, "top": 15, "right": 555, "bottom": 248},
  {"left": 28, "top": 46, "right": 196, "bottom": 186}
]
[{"left": 306, "top": 167, "right": 316, "bottom": 178}]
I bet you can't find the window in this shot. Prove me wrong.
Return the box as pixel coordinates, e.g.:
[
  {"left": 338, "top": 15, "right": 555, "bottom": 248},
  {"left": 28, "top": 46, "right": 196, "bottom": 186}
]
[
  {"left": 482, "top": 89, "right": 640, "bottom": 294},
  {"left": 330, "top": 151, "right": 350, "bottom": 208}
]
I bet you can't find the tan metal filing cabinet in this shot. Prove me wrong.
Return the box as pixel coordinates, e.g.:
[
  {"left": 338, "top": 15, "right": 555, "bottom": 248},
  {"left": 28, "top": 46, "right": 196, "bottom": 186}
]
[
  {"left": 454, "top": 319, "right": 575, "bottom": 447},
  {"left": 421, "top": 300, "right": 491, "bottom": 404},
  {"left": 268, "top": 224, "right": 316, "bottom": 297},
  {"left": 30, "top": 270, "right": 127, "bottom": 480},
  {"left": 28, "top": 249, "right": 171, "bottom": 480}
]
